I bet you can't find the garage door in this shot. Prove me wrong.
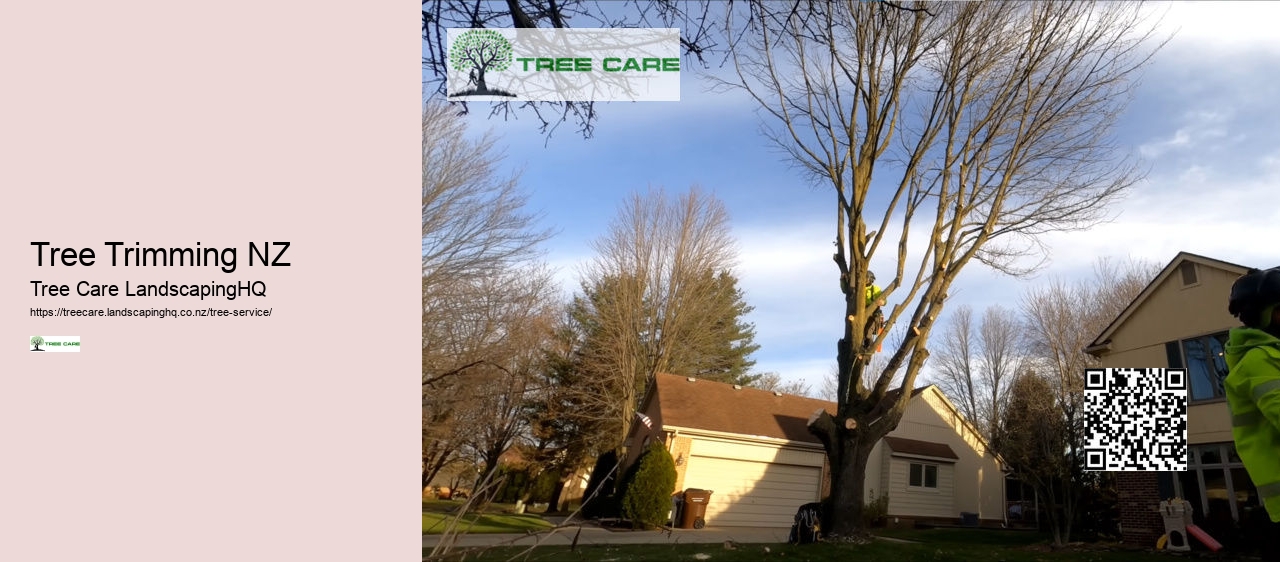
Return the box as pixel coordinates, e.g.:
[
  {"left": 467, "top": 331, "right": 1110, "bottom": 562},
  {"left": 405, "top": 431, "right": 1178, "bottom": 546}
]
[{"left": 681, "top": 443, "right": 822, "bottom": 527}]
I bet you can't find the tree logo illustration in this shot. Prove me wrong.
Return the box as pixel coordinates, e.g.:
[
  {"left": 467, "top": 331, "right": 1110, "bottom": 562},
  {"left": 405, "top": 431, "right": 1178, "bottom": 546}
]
[
  {"left": 448, "top": 29, "right": 516, "bottom": 98},
  {"left": 30, "top": 335, "right": 45, "bottom": 351}
]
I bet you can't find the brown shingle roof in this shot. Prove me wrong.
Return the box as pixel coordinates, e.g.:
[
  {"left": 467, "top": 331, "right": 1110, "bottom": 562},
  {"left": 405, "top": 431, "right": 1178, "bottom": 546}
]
[
  {"left": 652, "top": 373, "right": 927, "bottom": 445},
  {"left": 883, "top": 436, "right": 958, "bottom": 460}
]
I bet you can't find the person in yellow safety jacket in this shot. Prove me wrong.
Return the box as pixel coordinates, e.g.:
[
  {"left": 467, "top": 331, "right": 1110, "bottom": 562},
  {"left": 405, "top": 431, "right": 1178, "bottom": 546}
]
[
  {"left": 1225, "top": 267, "right": 1280, "bottom": 559},
  {"left": 865, "top": 271, "right": 883, "bottom": 309},
  {"left": 865, "top": 272, "right": 885, "bottom": 353}
]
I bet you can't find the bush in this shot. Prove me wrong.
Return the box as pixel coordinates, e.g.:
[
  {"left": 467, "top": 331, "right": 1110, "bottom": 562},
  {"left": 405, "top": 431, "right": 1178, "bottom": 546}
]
[
  {"left": 863, "top": 489, "right": 890, "bottom": 528},
  {"left": 619, "top": 441, "right": 677, "bottom": 529},
  {"left": 492, "top": 465, "right": 562, "bottom": 505}
]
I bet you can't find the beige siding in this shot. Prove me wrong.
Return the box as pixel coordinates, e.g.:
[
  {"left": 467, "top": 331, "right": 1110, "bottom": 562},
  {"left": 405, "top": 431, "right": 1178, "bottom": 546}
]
[
  {"left": 1189, "top": 402, "right": 1232, "bottom": 444},
  {"left": 877, "top": 444, "right": 892, "bottom": 504},
  {"left": 1107, "top": 264, "right": 1239, "bottom": 357},
  {"left": 864, "top": 440, "right": 887, "bottom": 502},
  {"left": 1096, "top": 259, "right": 1244, "bottom": 446},
  {"left": 1098, "top": 344, "right": 1167, "bottom": 371},
  {"left": 882, "top": 388, "right": 1005, "bottom": 520},
  {"left": 886, "top": 457, "right": 954, "bottom": 518}
]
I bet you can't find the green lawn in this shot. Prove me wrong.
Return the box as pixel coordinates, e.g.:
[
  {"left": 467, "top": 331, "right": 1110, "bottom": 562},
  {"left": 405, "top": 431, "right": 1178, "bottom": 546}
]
[
  {"left": 423, "top": 499, "right": 554, "bottom": 535},
  {"left": 424, "top": 527, "right": 1240, "bottom": 561}
]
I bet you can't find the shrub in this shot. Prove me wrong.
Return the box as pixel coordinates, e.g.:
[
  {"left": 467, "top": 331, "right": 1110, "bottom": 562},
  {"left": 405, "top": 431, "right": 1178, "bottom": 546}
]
[
  {"left": 862, "top": 489, "right": 890, "bottom": 528},
  {"left": 619, "top": 441, "right": 677, "bottom": 529}
]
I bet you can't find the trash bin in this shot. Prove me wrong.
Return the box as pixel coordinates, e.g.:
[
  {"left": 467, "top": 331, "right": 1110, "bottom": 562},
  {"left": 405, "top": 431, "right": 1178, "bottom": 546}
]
[
  {"left": 1159, "top": 499, "right": 1192, "bottom": 552},
  {"left": 960, "top": 512, "right": 979, "bottom": 527},
  {"left": 670, "top": 493, "right": 684, "bottom": 527},
  {"left": 680, "top": 488, "right": 713, "bottom": 529}
]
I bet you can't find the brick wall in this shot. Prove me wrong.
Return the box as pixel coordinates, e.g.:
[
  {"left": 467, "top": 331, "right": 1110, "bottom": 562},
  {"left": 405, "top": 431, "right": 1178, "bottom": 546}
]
[
  {"left": 670, "top": 436, "right": 692, "bottom": 492},
  {"left": 1116, "top": 472, "right": 1164, "bottom": 545}
]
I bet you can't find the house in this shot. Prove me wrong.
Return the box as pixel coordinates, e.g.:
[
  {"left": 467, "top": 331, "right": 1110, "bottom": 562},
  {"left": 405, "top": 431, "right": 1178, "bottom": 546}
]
[
  {"left": 1085, "top": 251, "right": 1266, "bottom": 546},
  {"left": 620, "top": 372, "right": 1007, "bottom": 528}
]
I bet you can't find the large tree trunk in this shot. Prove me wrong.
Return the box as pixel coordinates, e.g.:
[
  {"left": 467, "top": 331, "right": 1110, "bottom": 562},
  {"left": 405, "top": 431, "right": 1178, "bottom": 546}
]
[
  {"left": 422, "top": 444, "right": 454, "bottom": 491},
  {"left": 821, "top": 431, "right": 880, "bottom": 537},
  {"left": 547, "top": 478, "right": 567, "bottom": 513},
  {"left": 810, "top": 287, "right": 902, "bottom": 537}
]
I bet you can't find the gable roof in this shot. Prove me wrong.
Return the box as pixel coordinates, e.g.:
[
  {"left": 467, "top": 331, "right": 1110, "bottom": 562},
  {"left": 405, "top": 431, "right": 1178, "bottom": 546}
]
[
  {"left": 650, "top": 373, "right": 926, "bottom": 445},
  {"left": 1086, "top": 251, "right": 1251, "bottom": 354},
  {"left": 883, "top": 436, "right": 959, "bottom": 460}
]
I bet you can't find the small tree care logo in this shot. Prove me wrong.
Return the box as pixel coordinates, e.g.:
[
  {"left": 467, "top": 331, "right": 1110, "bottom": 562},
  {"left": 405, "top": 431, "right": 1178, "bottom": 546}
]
[
  {"left": 448, "top": 29, "right": 516, "bottom": 98},
  {"left": 29, "top": 335, "right": 80, "bottom": 352}
]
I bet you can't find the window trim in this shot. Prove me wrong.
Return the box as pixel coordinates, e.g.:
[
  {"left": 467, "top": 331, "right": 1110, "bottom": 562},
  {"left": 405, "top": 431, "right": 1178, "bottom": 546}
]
[
  {"left": 1178, "top": 331, "right": 1231, "bottom": 403},
  {"left": 1172, "top": 443, "right": 1253, "bottom": 522},
  {"left": 908, "top": 462, "right": 939, "bottom": 490}
]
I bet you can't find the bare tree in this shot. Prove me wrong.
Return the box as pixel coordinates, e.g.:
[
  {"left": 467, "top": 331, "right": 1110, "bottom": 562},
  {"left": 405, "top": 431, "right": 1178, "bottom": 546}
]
[
  {"left": 1005, "top": 256, "right": 1157, "bottom": 543},
  {"left": 933, "top": 306, "right": 982, "bottom": 430},
  {"left": 422, "top": 100, "right": 555, "bottom": 490},
  {"left": 934, "top": 305, "right": 1023, "bottom": 438},
  {"left": 421, "top": 101, "right": 550, "bottom": 304},
  {"left": 724, "top": 0, "right": 1159, "bottom": 536},
  {"left": 752, "top": 372, "right": 815, "bottom": 397},
  {"left": 978, "top": 306, "right": 1023, "bottom": 437},
  {"left": 458, "top": 268, "right": 560, "bottom": 490},
  {"left": 574, "top": 187, "right": 749, "bottom": 449},
  {"left": 1021, "top": 257, "right": 1157, "bottom": 428}
]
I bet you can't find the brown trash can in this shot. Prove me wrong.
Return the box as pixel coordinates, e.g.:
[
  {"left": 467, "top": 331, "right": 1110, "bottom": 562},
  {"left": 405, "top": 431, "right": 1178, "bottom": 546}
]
[{"left": 679, "top": 489, "right": 713, "bottom": 529}]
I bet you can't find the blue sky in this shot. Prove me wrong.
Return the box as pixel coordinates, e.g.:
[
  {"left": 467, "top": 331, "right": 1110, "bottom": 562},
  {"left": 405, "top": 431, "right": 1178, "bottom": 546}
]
[{"left": 438, "top": 2, "right": 1280, "bottom": 392}]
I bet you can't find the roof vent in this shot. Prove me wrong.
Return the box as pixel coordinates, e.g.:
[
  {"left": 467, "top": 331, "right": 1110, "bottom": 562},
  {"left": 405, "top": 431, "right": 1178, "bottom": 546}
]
[
  {"left": 687, "top": 377, "right": 696, "bottom": 382},
  {"left": 1180, "top": 261, "right": 1198, "bottom": 286},
  {"left": 733, "top": 385, "right": 742, "bottom": 390},
  {"left": 774, "top": 391, "right": 783, "bottom": 396}
]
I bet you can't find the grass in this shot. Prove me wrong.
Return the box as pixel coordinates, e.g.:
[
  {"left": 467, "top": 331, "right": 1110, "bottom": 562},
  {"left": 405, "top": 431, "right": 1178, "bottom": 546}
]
[
  {"left": 424, "top": 527, "right": 1245, "bottom": 561},
  {"left": 423, "top": 499, "right": 555, "bottom": 535}
]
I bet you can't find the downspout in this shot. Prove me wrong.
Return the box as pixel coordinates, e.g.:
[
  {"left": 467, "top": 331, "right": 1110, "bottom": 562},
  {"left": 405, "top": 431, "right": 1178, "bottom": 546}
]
[{"left": 1001, "top": 472, "right": 1008, "bottom": 528}]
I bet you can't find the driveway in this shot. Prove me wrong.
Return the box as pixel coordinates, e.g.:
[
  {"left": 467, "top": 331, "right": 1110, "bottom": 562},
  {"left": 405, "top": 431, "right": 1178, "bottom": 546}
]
[{"left": 424, "top": 520, "right": 793, "bottom": 549}]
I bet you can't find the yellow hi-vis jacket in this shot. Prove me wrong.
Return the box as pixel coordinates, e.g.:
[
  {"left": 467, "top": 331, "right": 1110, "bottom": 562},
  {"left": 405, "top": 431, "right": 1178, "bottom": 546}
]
[
  {"left": 1224, "top": 327, "right": 1280, "bottom": 523},
  {"left": 865, "top": 284, "right": 883, "bottom": 309}
]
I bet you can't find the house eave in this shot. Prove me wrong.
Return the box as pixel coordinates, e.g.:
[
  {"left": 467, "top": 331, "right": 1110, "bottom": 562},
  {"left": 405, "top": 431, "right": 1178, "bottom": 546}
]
[
  {"left": 1084, "top": 340, "right": 1112, "bottom": 357},
  {"left": 661, "top": 424, "right": 825, "bottom": 451},
  {"left": 889, "top": 451, "right": 959, "bottom": 464}
]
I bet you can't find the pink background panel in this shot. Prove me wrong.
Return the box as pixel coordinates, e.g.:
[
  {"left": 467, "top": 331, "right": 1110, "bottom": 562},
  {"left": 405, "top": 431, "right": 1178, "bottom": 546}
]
[{"left": 0, "top": 2, "right": 421, "bottom": 560}]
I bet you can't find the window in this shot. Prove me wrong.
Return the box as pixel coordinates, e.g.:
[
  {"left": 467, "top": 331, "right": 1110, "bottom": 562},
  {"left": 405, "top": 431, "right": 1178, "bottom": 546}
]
[
  {"left": 909, "top": 463, "right": 938, "bottom": 489},
  {"left": 1173, "top": 443, "right": 1261, "bottom": 523},
  {"left": 1176, "top": 332, "right": 1230, "bottom": 401}
]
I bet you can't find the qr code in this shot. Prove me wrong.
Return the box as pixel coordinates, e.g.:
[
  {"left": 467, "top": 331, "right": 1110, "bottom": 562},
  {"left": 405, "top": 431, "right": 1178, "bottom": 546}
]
[{"left": 1083, "top": 368, "right": 1188, "bottom": 471}]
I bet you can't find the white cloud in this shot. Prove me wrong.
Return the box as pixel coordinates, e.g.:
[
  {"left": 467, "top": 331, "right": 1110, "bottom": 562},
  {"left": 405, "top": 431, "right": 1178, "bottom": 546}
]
[
  {"left": 1151, "top": 2, "right": 1280, "bottom": 55},
  {"left": 1138, "top": 129, "right": 1191, "bottom": 159},
  {"left": 1137, "top": 110, "right": 1229, "bottom": 159}
]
